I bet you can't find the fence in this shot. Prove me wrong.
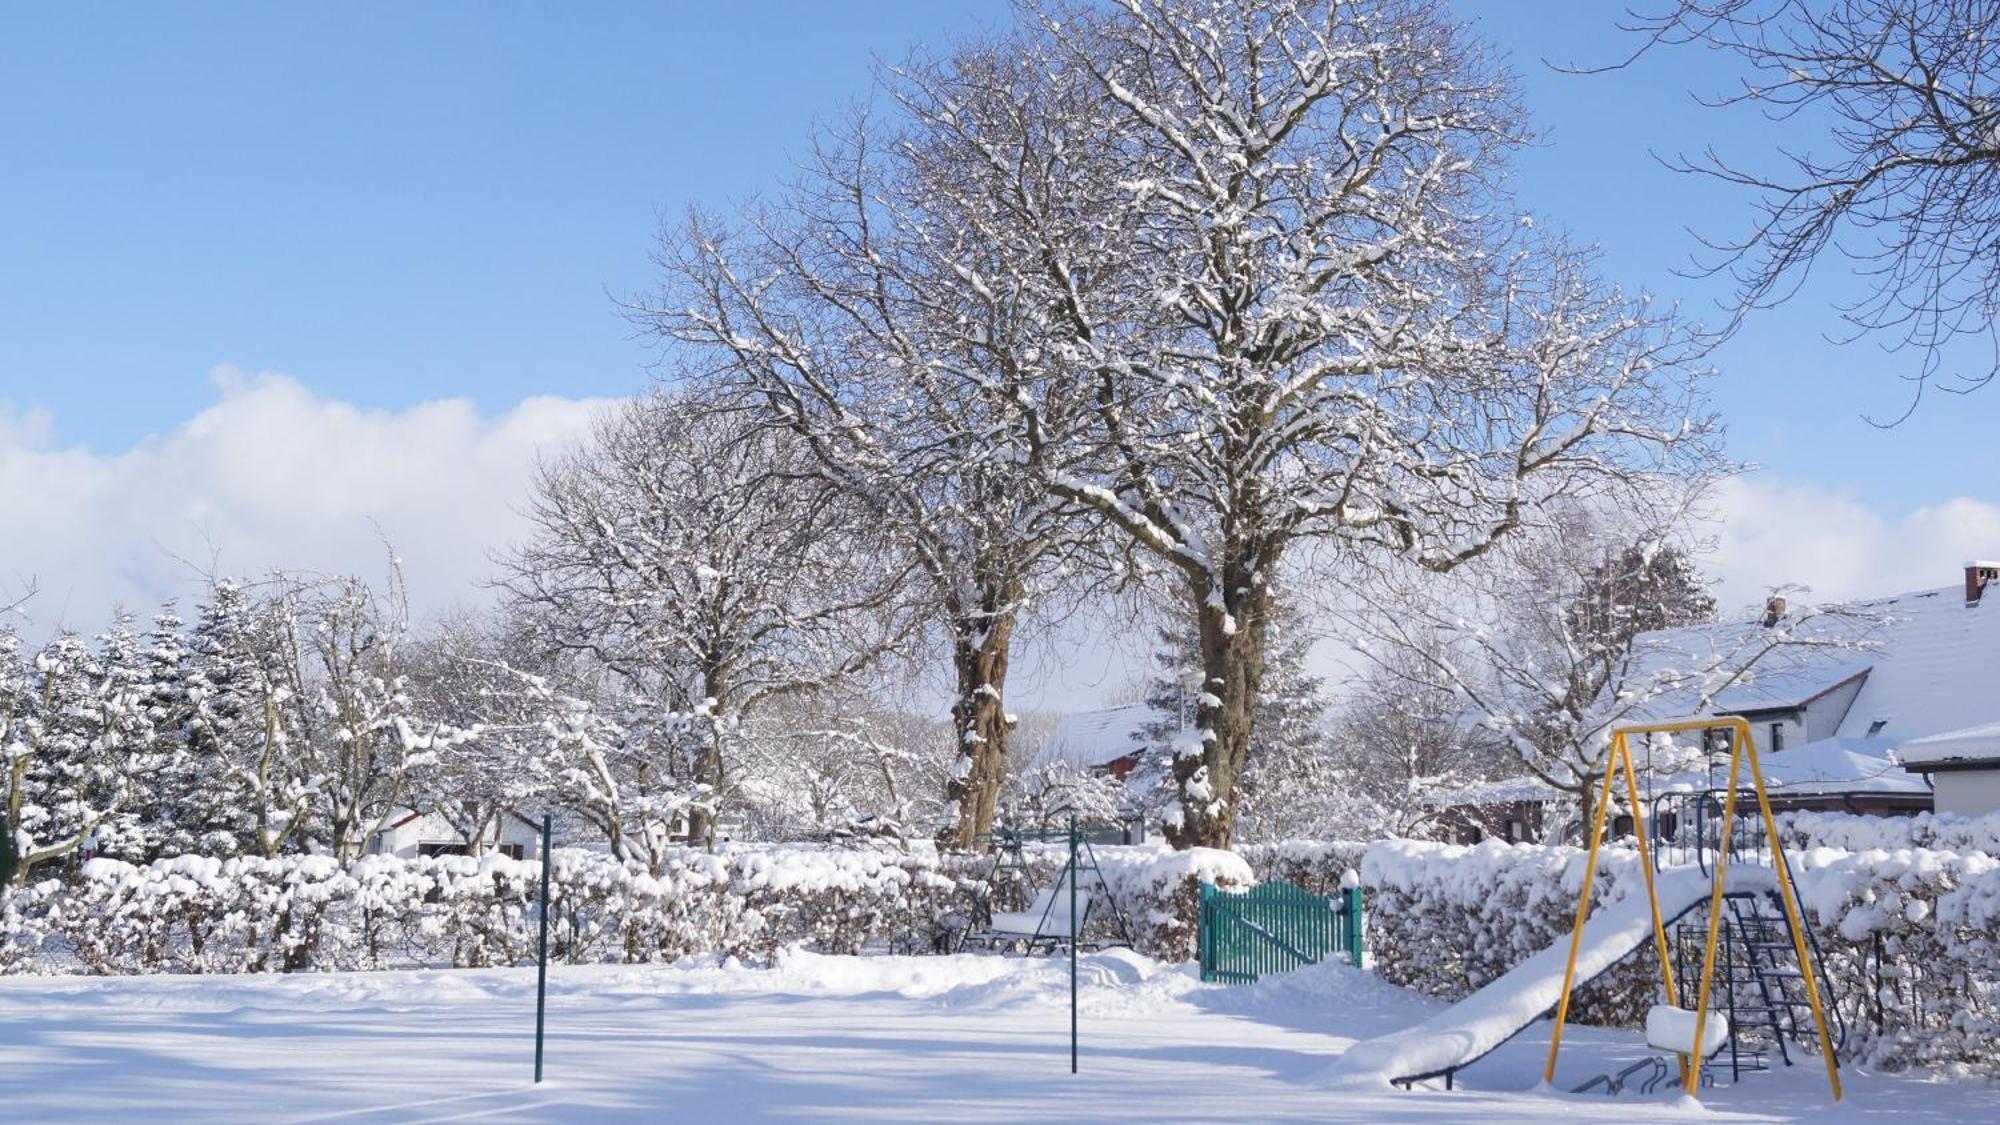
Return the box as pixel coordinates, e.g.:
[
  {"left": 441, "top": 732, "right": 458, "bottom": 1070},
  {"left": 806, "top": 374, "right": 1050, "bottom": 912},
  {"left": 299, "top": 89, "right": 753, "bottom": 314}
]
[{"left": 1196, "top": 879, "right": 1362, "bottom": 984}]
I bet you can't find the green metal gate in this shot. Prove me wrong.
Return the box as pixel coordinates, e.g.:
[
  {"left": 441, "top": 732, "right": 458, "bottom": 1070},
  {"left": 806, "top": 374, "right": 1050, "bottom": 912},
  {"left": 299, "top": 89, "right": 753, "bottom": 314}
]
[{"left": 1197, "top": 880, "right": 1362, "bottom": 984}]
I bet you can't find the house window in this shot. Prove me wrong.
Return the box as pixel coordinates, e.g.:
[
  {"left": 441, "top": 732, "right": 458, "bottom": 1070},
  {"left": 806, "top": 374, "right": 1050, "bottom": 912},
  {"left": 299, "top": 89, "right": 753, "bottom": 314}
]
[
  {"left": 1769, "top": 723, "right": 1785, "bottom": 753},
  {"left": 1503, "top": 818, "right": 1523, "bottom": 843},
  {"left": 500, "top": 844, "right": 526, "bottom": 861},
  {"left": 1612, "top": 814, "right": 1635, "bottom": 838},
  {"left": 417, "top": 843, "right": 470, "bottom": 858}
]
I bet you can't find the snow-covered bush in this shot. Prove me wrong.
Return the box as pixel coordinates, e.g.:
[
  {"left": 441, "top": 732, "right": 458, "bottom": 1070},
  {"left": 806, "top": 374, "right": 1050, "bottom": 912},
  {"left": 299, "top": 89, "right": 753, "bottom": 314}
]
[
  {"left": 1237, "top": 840, "right": 1369, "bottom": 896},
  {"left": 1782, "top": 810, "right": 2000, "bottom": 857},
  {"left": 1788, "top": 844, "right": 2000, "bottom": 1075}
]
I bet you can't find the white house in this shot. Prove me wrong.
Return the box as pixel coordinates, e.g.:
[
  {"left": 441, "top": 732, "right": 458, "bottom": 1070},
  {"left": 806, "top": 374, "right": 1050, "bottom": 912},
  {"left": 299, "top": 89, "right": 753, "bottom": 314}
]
[
  {"left": 365, "top": 808, "right": 545, "bottom": 861},
  {"left": 1626, "top": 561, "right": 2000, "bottom": 814}
]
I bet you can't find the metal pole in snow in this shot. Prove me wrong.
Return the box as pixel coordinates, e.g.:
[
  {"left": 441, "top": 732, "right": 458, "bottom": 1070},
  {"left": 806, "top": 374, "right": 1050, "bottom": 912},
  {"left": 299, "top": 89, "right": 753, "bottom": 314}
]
[
  {"left": 534, "top": 812, "right": 552, "bottom": 1084},
  {"left": 1069, "top": 812, "right": 1078, "bottom": 1075}
]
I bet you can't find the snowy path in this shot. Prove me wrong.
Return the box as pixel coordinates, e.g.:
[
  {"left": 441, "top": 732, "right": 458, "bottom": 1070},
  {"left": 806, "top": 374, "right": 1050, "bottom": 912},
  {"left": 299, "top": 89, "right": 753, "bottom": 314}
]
[{"left": 0, "top": 950, "right": 1981, "bottom": 1123}]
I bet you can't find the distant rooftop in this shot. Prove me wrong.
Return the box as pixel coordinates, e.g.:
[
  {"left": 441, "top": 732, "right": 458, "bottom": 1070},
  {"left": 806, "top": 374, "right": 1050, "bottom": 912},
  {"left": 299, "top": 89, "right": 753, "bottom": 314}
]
[{"left": 1031, "top": 703, "right": 1161, "bottom": 771}]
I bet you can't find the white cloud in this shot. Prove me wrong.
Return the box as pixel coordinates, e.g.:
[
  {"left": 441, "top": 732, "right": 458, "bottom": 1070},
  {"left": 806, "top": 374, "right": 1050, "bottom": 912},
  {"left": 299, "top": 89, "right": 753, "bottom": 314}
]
[
  {"left": 0, "top": 368, "right": 611, "bottom": 634},
  {"left": 5, "top": 374, "right": 1989, "bottom": 696},
  {"left": 1710, "top": 476, "right": 2000, "bottom": 613}
]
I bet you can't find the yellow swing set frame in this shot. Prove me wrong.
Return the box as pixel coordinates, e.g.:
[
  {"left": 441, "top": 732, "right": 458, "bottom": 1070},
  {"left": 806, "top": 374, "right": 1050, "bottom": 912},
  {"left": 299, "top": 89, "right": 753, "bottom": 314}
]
[{"left": 1541, "top": 716, "right": 1842, "bottom": 1101}]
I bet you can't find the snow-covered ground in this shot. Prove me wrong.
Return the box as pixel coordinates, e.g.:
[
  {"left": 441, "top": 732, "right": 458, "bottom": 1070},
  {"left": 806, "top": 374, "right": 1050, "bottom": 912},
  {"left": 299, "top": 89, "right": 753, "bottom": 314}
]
[{"left": 0, "top": 952, "right": 1985, "bottom": 1123}]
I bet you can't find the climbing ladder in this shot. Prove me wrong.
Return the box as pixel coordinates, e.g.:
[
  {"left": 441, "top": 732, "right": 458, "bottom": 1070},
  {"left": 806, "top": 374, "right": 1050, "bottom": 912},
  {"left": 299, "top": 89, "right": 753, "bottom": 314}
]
[
  {"left": 1659, "top": 893, "right": 1841, "bottom": 1081},
  {"left": 1650, "top": 789, "right": 1847, "bottom": 1083}
]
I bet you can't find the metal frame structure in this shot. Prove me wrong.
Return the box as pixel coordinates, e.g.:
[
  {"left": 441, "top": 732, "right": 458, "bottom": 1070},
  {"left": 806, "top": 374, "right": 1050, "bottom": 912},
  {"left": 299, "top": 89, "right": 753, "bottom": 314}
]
[
  {"left": 1543, "top": 716, "right": 1842, "bottom": 1102},
  {"left": 959, "top": 822, "right": 1136, "bottom": 955}
]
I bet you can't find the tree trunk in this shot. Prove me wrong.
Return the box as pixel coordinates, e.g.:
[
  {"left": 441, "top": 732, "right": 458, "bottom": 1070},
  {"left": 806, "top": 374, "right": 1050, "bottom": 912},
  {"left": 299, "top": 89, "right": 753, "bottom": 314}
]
[
  {"left": 1166, "top": 563, "right": 1271, "bottom": 851},
  {"left": 942, "top": 602, "right": 1017, "bottom": 852},
  {"left": 687, "top": 661, "right": 729, "bottom": 850}
]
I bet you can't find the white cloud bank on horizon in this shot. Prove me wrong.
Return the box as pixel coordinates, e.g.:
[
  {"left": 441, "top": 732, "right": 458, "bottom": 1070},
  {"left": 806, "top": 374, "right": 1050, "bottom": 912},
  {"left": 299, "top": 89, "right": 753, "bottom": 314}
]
[
  {"left": 1710, "top": 476, "right": 2000, "bottom": 614},
  {"left": 3, "top": 370, "right": 1995, "bottom": 675},
  {"left": 0, "top": 368, "right": 611, "bottom": 634}
]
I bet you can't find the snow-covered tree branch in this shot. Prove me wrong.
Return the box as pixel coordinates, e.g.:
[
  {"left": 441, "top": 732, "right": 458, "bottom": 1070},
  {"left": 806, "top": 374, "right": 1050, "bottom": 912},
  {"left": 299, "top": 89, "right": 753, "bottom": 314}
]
[{"left": 864, "top": 0, "right": 1720, "bottom": 847}]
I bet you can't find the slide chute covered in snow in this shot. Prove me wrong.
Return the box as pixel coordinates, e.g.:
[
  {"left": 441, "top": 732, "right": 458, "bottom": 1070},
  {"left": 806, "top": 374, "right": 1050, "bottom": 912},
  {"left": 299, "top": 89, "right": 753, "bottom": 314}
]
[{"left": 1327, "top": 863, "right": 1758, "bottom": 1089}]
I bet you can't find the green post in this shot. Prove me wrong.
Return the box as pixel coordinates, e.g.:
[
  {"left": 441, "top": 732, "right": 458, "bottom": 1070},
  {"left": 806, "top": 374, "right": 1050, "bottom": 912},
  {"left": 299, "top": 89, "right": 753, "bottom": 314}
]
[
  {"left": 1068, "top": 812, "right": 1078, "bottom": 1074},
  {"left": 1342, "top": 876, "right": 1363, "bottom": 969},
  {"left": 534, "top": 812, "right": 553, "bottom": 1083}
]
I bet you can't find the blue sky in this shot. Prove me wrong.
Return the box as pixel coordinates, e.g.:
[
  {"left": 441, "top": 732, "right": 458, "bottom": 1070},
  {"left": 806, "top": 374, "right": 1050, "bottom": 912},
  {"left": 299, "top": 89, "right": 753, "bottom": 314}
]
[
  {"left": 0, "top": 2, "right": 1006, "bottom": 445},
  {"left": 1, "top": 1, "right": 1995, "bottom": 654}
]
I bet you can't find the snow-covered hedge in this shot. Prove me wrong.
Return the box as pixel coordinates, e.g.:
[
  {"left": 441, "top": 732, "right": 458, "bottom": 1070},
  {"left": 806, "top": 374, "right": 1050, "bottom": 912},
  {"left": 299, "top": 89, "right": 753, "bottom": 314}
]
[
  {"left": 1236, "top": 840, "right": 1368, "bottom": 895},
  {"left": 1789, "top": 843, "right": 2000, "bottom": 1075},
  {"left": 0, "top": 841, "right": 1250, "bottom": 975},
  {"left": 1354, "top": 825, "right": 2000, "bottom": 1077},
  {"left": 1782, "top": 809, "right": 2000, "bottom": 857}
]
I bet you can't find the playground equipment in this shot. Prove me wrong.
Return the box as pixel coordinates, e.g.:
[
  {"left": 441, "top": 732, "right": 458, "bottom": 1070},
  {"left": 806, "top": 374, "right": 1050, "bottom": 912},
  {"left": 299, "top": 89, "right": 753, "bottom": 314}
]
[
  {"left": 1545, "top": 717, "right": 1842, "bottom": 1102},
  {"left": 1331, "top": 717, "right": 1844, "bottom": 1098},
  {"left": 959, "top": 822, "right": 1134, "bottom": 955}
]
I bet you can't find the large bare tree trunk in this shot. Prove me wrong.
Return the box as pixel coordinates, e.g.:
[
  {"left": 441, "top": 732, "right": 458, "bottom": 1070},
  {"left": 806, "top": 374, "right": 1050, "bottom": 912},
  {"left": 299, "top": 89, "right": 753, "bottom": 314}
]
[
  {"left": 1167, "top": 563, "right": 1272, "bottom": 851},
  {"left": 943, "top": 598, "right": 1016, "bottom": 852}
]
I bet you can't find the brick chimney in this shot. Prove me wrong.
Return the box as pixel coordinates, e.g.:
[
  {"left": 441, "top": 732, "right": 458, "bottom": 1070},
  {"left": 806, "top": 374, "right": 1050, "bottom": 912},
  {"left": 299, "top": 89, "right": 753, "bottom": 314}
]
[
  {"left": 1968, "top": 562, "right": 2000, "bottom": 606},
  {"left": 1762, "top": 595, "right": 1787, "bottom": 628}
]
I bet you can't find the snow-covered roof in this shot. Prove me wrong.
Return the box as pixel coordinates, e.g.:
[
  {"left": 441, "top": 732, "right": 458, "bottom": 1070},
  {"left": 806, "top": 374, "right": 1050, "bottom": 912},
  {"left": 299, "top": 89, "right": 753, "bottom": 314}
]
[
  {"left": 1827, "top": 585, "right": 2000, "bottom": 744},
  {"left": 1764, "top": 737, "right": 1923, "bottom": 793},
  {"left": 1425, "top": 775, "right": 1564, "bottom": 808},
  {"left": 1032, "top": 703, "right": 1160, "bottom": 770},
  {"left": 1898, "top": 721, "right": 2000, "bottom": 769},
  {"left": 1616, "top": 615, "right": 1879, "bottom": 725},
  {"left": 1623, "top": 581, "right": 2000, "bottom": 745},
  {"left": 1710, "top": 659, "right": 1871, "bottom": 714}
]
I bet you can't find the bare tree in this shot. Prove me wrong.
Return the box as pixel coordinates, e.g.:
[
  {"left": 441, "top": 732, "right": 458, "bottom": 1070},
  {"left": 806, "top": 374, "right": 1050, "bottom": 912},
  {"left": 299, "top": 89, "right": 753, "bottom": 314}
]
[
  {"left": 878, "top": 0, "right": 1719, "bottom": 847},
  {"left": 1346, "top": 505, "right": 1876, "bottom": 836},
  {"left": 498, "top": 391, "right": 904, "bottom": 846},
  {"left": 733, "top": 687, "right": 955, "bottom": 842},
  {"left": 1622, "top": 0, "right": 2000, "bottom": 414},
  {"left": 1325, "top": 636, "right": 1507, "bottom": 840},
  {"left": 261, "top": 569, "right": 464, "bottom": 861},
  {"left": 648, "top": 118, "right": 1102, "bottom": 852},
  {"left": 401, "top": 612, "right": 548, "bottom": 856}
]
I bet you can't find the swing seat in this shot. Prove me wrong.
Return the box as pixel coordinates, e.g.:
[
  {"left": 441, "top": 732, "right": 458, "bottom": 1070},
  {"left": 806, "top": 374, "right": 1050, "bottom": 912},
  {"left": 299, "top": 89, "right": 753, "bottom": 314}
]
[{"left": 1646, "top": 1004, "right": 1729, "bottom": 1058}]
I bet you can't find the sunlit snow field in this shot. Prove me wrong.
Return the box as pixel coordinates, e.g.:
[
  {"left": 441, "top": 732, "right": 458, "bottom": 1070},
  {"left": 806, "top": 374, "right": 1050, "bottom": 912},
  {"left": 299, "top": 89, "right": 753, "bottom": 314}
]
[{"left": 0, "top": 951, "right": 1986, "bottom": 1123}]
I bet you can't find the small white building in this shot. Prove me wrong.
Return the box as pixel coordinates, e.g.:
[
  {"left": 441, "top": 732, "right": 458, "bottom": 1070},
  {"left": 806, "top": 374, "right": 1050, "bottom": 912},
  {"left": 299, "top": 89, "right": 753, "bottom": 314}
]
[
  {"left": 1898, "top": 723, "right": 2000, "bottom": 818},
  {"left": 366, "top": 808, "right": 545, "bottom": 861}
]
